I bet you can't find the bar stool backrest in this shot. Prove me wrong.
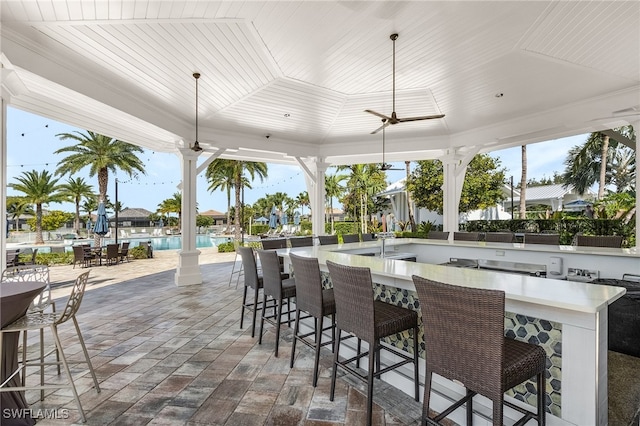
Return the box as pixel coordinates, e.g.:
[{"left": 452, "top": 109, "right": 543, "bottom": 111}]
[
  {"left": 256, "top": 250, "right": 284, "bottom": 298},
  {"left": 341, "top": 234, "right": 360, "bottom": 243},
  {"left": 238, "top": 246, "right": 260, "bottom": 289},
  {"left": 412, "top": 275, "right": 505, "bottom": 401},
  {"left": 289, "top": 254, "right": 324, "bottom": 317},
  {"left": 56, "top": 271, "right": 90, "bottom": 325},
  {"left": 524, "top": 233, "right": 560, "bottom": 245},
  {"left": 484, "top": 232, "right": 515, "bottom": 243},
  {"left": 326, "top": 261, "right": 375, "bottom": 343},
  {"left": 426, "top": 231, "right": 449, "bottom": 240},
  {"left": 1, "top": 265, "right": 51, "bottom": 312},
  {"left": 318, "top": 235, "right": 339, "bottom": 245},
  {"left": 453, "top": 231, "right": 481, "bottom": 241},
  {"left": 288, "top": 236, "right": 314, "bottom": 247},
  {"left": 261, "top": 238, "right": 288, "bottom": 250},
  {"left": 361, "top": 233, "right": 375, "bottom": 241},
  {"left": 576, "top": 234, "right": 623, "bottom": 248}
]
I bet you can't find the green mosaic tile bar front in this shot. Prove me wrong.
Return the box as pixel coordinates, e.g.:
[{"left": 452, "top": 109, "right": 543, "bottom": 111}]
[{"left": 319, "top": 271, "right": 562, "bottom": 417}]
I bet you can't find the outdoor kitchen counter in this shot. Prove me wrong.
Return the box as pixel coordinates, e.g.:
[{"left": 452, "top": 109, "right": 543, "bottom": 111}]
[{"left": 279, "top": 240, "right": 631, "bottom": 426}]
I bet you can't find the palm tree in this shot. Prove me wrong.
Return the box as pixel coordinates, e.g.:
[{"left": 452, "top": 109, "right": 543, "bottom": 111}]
[
  {"left": 405, "top": 161, "right": 416, "bottom": 231},
  {"left": 158, "top": 193, "right": 182, "bottom": 222},
  {"left": 232, "top": 161, "right": 268, "bottom": 240},
  {"left": 58, "top": 177, "right": 94, "bottom": 233},
  {"left": 324, "top": 172, "right": 347, "bottom": 233},
  {"left": 55, "top": 131, "right": 146, "bottom": 205},
  {"left": 206, "top": 159, "right": 237, "bottom": 232},
  {"left": 6, "top": 196, "right": 34, "bottom": 232},
  {"left": 519, "top": 145, "right": 527, "bottom": 219},
  {"left": 8, "top": 170, "right": 64, "bottom": 244},
  {"left": 561, "top": 127, "right": 635, "bottom": 197},
  {"left": 296, "top": 191, "right": 310, "bottom": 217}
]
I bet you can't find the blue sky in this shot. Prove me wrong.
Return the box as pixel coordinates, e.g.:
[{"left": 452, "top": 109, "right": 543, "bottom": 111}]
[{"left": 6, "top": 107, "right": 586, "bottom": 213}]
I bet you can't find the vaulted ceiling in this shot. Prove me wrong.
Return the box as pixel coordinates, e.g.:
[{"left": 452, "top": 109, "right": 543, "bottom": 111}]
[{"left": 1, "top": 1, "right": 639, "bottom": 167}]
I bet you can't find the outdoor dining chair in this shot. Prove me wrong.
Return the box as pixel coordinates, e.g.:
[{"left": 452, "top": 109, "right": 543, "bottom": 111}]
[
  {"left": 341, "top": 234, "right": 360, "bottom": 243},
  {"left": 105, "top": 244, "right": 119, "bottom": 266},
  {"left": 318, "top": 235, "right": 339, "bottom": 245}
]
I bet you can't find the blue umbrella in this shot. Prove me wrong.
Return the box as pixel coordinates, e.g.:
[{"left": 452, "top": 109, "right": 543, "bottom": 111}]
[
  {"left": 158, "top": 218, "right": 164, "bottom": 228},
  {"left": 269, "top": 205, "right": 278, "bottom": 229},
  {"left": 94, "top": 202, "right": 110, "bottom": 236},
  {"left": 293, "top": 211, "right": 301, "bottom": 226},
  {"left": 281, "top": 212, "right": 288, "bottom": 225},
  {"left": 86, "top": 218, "right": 93, "bottom": 232}
]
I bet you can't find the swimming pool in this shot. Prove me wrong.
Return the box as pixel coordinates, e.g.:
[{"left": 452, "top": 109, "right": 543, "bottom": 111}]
[{"left": 116, "top": 235, "right": 232, "bottom": 250}]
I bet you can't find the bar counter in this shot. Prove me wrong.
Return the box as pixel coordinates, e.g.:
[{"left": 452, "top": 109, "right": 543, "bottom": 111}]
[{"left": 279, "top": 238, "right": 635, "bottom": 426}]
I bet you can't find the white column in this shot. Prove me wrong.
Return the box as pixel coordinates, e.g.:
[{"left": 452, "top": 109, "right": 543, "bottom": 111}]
[
  {"left": 175, "top": 147, "right": 203, "bottom": 286},
  {"left": 633, "top": 120, "right": 640, "bottom": 252},
  {"left": 300, "top": 157, "right": 328, "bottom": 238},
  {"left": 1, "top": 93, "right": 7, "bottom": 272}
]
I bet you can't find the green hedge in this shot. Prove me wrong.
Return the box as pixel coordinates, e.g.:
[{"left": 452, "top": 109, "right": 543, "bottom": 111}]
[{"left": 463, "top": 218, "right": 635, "bottom": 247}]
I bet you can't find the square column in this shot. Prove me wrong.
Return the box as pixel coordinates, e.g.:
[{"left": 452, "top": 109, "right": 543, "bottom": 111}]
[{"left": 175, "top": 147, "right": 202, "bottom": 286}]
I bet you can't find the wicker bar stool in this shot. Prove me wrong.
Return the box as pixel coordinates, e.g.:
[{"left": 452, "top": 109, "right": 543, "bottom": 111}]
[
  {"left": 427, "top": 231, "right": 450, "bottom": 240},
  {"left": 484, "top": 232, "right": 516, "bottom": 243},
  {"left": 238, "top": 246, "right": 264, "bottom": 338},
  {"left": 453, "top": 231, "right": 481, "bottom": 241},
  {"left": 412, "top": 275, "right": 546, "bottom": 426},
  {"left": 289, "top": 253, "right": 336, "bottom": 386},
  {"left": 256, "top": 250, "right": 296, "bottom": 357},
  {"left": 318, "top": 235, "right": 339, "bottom": 245},
  {"left": 575, "top": 234, "right": 623, "bottom": 248},
  {"left": 288, "top": 236, "right": 314, "bottom": 247},
  {"left": 341, "top": 234, "right": 360, "bottom": 243},
  {"left": 326, "top": 261, "right": 420, "bottom": 426},
  {"left": 524, "top": 233, "right": 560, "bottom": 245}
]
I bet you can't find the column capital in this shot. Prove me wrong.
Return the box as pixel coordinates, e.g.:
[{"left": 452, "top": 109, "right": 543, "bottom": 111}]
[{"left": 177, "top": 146, "right": 203, "bottom": 160}]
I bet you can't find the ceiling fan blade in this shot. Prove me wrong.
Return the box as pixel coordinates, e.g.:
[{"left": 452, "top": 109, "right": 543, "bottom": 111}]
[
  {"left": 397, "top": 114, "right": 445, "bottom": 123},
  {"left": 381, "top": 163, "right": 403, "bottom": 171},
  {"left": 370, "top": 120, "right": 391, "bottom": 134},
  {"left": 365, "top": 109, "right": 391, "bottom": 120}
]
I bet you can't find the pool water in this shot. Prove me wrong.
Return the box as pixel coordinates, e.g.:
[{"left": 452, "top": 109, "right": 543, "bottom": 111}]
[{"left": 147, "top": 235, "right": 232, "bottom": 250}]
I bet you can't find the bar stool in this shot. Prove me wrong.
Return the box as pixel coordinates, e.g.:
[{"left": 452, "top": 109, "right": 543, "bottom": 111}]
[
  {"left": 238, "top": 246, "right": 264, "bottom": 338},
  {"left": 483, "top": 232, "right": 516, "bottom": 243},
  {"left": 289, "top": 253, "right": 336, "bottom": 386},
  {"left": 288, "top": 236, "right": 314, "bottom": 247},
  {"left": 256, "top": 250, "right": 296, "bottom": 357},
  {"left": 453, "top": 231, "right": 481, "bottom": 241},
  {"left": 575, "top": 234, "right": 623, "bottom": 248},
  {"left": 524, "top": 233, "right": 560, "bottom": 245},
  {"left": 0, "top": 271, "right": 100, "bottom": 423},
  {"left": 426, "top": 231, "right": 450, "bottom": 240},
  {"left": 326, "top": 260, "right": 420, "bottom": 426},
  {"left": 412, "top": 275, "right": 546, "bottom": 426},
  {"left": 318, "top": 235, "right": 339, "bottom": 245},
  {"left": 341, "top": 234, "right": 360, "bottom": 243}
]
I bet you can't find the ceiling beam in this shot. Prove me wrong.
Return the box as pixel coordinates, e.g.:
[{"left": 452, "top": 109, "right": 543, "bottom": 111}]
[{"left": 600, "top": 129, "right": 636, "bottom": 151}]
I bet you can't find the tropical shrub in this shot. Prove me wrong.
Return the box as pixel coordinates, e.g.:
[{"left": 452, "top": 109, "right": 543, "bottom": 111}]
[
  {"left": 217, "top": 242, "right": 235, "bottom": 252},
  {"left": 129, "top": 245, "right": 149, "bottom": 259}
]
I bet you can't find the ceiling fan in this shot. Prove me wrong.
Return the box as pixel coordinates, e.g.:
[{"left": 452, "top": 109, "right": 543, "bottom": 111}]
[
  {"left": 380, "top": 119, "right": 403, "bottom": 171},
  {"left": 366, "top": 33, "right": 445, "bottom": 135}
]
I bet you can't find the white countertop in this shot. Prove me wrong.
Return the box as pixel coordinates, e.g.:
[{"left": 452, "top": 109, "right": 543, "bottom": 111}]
[{"left": 280, "top": 239, "right": 628, "bottom": 315}]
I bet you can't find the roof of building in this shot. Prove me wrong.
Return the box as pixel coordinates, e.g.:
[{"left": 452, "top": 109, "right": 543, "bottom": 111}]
[
  {"left": 112, "top": 208, "right": 154, "bottom": 219},
  {"left": 199, "top": 209, "right": 226, "bottom": 217}
]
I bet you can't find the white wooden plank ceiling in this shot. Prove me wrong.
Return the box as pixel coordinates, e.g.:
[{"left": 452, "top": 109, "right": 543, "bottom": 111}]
[{"left": 1, "top": 0, "right": 639, "bottom": 166}]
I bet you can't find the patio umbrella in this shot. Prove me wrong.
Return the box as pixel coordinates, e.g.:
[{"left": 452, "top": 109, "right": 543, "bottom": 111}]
[
  {"left": 281, "top": 212, "right": 288, "bottom": 225},
  {"left": 293, "top": 211, "right": 300, "bottom": 226},
  {"left": 94, "top": 202, "right": 110, "bottom": 237},
  {"left": 158, "top": 218, "right": 164, "bottom": 228},
  {"left": 255, "top": 216, "right": 269, "bottom": 224},
  {"left": 269, "top": 205, "right": 278, "bottom": 229},
  {"left": 86, "top": 218, "right": 93, "bottom": 233}
]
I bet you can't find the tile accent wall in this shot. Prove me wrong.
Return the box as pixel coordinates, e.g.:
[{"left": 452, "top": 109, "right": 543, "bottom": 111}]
[{"left": 319, "top": 272, "right": 562, "bottom": 417}]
